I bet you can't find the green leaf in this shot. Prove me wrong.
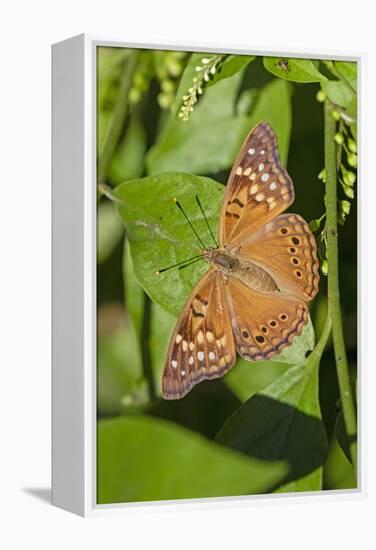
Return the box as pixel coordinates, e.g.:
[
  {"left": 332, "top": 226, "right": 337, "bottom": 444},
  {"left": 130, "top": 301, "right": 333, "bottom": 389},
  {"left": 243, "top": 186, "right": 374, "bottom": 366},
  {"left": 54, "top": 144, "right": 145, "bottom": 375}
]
[
  {"left": 321, "top": 80, "right": 354, "bottom": 108},
  {"left": 147, "top": 76, "right": 292, "bottom": 175},
  {"left": 263, "top": 57, "right": 327, "bottom": 83},
  {"left": 115, "top": 172, "right": 223, "bottom": 317},
  {"left": 334, "top": 61, "right": 357, "bottom": 91},
  {"left": 108, "top": 115, "right": 146, "bottom": 186},
  {"left": 147, "top": 70, "right": 250, "bottom": 175},
  {"left": 247, "top": 79, "right": 292, "bottom": 165},
  {"left": 225, "top": 359, "right": 290, "bottom": 403},
  {"left": 216, "top": 318, "right": 330, "bottom": 492},
  {"left": 207, "top": 55, "right": 255, "bottom": 87},
  {"left": 97, "top": 416, "right": 288, "bottom": 503},
  {"left": 97, "top": 202, "right": 124, "bottom": 264}
]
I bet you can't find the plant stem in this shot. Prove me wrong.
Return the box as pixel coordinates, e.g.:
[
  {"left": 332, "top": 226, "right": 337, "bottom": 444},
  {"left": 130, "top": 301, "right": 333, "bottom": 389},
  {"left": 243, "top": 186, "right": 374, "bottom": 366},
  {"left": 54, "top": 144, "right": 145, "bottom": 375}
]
[
  {"left": 324, "top": 100, "right": 357, "bottom": 469},
  {"left": 98, "top": 51, "right": 139, "bottom": 183}
]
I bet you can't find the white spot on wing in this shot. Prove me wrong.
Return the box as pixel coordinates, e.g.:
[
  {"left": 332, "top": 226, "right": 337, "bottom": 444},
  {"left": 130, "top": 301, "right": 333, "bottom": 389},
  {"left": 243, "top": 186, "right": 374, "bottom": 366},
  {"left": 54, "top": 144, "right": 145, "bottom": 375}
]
[
  {"left": 248, "top": 148, "right": 255, "bottom": 155},
  {"left": 189, "top": 356, "right": 194, "bottom": 365},
  {"left": 269, "top": 182, "right": 278, "bottom": 190},
  {"left": 198, "top": 351, "right": 204, "bottom": 361},
  {"left": 261, "top": 173, "right": 270, "bottom": 182},
  {"left": 171, "top": 360, "right": 178, "bottom": 368},
  {"left": 209, "top": 351, "right": 216, "bottom": 360}
]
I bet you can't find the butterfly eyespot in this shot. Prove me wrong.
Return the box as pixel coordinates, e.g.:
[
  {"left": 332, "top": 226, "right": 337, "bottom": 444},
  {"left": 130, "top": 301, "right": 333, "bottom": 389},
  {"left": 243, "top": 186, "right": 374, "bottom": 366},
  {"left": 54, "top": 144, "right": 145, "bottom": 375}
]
[
  {"left": 255, "top": 335, "right": 265, "bottom": 344},
  {"left": 295, "top": 270, "right": 303, "bottom": 278},
  {"left": 242, "top": 329, "right": 250, "bottom": 338},
  {"left": 279, "top": 314, "right": 288, "bottom": 321},
  {"left": 280, "top": 227, "right": 288, "bottom": 235},
  {"left": 269, "top": 320, "right": 278, "bottom": 327},
  {"left": 291, "top": 257, "right": 300, "bottom": 265},
  {"left": 261, "top": 326, "right": 268, "bottom": 334},
  {"left": 289, "top": 247, "right": 297, "bottom": 254},
  {"left": 291, "top": 236, "right": 301, "bottom": 245}
]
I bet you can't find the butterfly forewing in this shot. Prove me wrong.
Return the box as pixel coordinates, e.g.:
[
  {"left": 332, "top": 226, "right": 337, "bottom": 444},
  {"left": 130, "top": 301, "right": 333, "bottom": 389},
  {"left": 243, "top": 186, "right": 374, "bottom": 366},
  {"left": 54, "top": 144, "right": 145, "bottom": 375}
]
[
  {"left": 219, "top": 122, "right": 294, "bottom": 247},
  {"left": 234, "top": 213, "right": 320, "bottom": 302},
  {"left": 161, "top": 269, "right": 236, "bottom": 400},
  {"left": 225, "top": 276, "right": 308, "bottom": 360}
]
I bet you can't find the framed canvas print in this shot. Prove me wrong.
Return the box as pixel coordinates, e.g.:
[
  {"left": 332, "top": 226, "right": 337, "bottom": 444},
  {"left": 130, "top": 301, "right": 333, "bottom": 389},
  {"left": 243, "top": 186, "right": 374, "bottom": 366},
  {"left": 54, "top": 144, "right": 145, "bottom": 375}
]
[{"left": 52, "top": 34, "right": 364, "bottom": 516}]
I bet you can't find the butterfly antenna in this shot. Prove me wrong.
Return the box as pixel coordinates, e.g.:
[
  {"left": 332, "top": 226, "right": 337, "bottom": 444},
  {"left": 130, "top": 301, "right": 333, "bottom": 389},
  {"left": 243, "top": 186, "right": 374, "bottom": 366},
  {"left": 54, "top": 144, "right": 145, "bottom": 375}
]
[
  {"left": 174, "top": 198, "right": 206, "bottom": 250},
  {"left": 195, "top": 195, "right": 217, "bottom": 247},
  {"left": 177, "top": 256, "right": 204, "bottom": 270},
  {"left": 156, "top": 254, "right": 203, "bottom": 275}
]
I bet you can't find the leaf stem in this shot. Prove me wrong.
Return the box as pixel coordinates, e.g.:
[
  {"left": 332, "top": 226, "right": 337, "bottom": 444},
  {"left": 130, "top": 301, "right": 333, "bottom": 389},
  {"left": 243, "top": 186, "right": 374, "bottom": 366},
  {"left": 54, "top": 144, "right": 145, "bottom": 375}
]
[
  {"left": 98, "top": 51, "right": 139, "bottom": 183},
  {"left": 324, "top": 100, "right": 357, "bottom": 469}
]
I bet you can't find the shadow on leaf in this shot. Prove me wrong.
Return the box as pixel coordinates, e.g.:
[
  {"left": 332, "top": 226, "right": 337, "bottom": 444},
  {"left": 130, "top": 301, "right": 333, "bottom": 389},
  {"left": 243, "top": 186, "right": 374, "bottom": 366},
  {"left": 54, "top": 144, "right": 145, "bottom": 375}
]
[{"left": 216, "top": 394, "right": 328, "bottom": 488}]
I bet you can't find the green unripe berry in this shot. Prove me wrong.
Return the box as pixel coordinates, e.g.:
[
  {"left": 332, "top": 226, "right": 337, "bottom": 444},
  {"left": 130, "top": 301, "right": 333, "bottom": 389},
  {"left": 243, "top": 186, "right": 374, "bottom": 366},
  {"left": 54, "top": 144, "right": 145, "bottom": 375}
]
[
  {"left": 332, "top": 110, "right": 341, "bottom": 121},
  {"left": 347, "top": 153, "right": 357, "bottom": 168},
  {"left": 348, "top": 139, "right": 357, "bottom": 153},
  {"left": 316, "top": 90, "right": 326, "bottom": 102},
  {"left": 344, "top": 171, "right": 356, "bottom": 187},
  {"left": 334, "top": 133, "right": 344, "bottom": 145}
]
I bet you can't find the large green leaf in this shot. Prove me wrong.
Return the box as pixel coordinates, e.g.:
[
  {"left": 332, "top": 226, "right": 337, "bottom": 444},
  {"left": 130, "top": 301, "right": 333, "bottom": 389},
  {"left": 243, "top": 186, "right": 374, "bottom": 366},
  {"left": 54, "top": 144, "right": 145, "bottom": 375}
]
[
  {"left": 115, "top": 172, "right": 223, "bottom": 317},
  {"left": 147, "top": 75, "right": 292, "bottom": 175},
  {"left": 147, "top": 71, "right": 249, "bottom": 175},
  {"left": 97, "top": 416, "right": 288, "bottom": 503},
  {"left": 216, "top": 317, "right": 330, "bottom": 492},
  {"left": 321, "top": 80, "right": 354, "bottom": 108},
  {"left": 334, "top": 61, "right": 357, "bottom": 91},
  {"left": 263, "top": 57, "right": 327, "bottom": 83}
]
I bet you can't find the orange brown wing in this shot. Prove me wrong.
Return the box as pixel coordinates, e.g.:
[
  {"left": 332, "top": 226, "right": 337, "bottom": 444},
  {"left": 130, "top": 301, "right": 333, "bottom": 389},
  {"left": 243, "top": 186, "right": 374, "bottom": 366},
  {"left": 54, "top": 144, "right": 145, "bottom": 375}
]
[
  {"left": 232, "top": 213, "right": 320, "bottom": 302},
  {"left": 225, "top": 275, "right": 308, "bottom": 361},
  {"left": 162, "top": 269, "right": 236, "bottom": 400},
  {"left": 219, "top": 122, "right": 294, "bottom": 247}
]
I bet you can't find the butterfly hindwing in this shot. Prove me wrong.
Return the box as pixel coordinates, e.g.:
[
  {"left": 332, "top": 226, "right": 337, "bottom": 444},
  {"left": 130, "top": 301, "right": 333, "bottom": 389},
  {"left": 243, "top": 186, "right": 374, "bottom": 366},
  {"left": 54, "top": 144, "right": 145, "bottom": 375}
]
[
  {"left": 162, "top": 269, "right": 236, "bottom": 400},
  {"left": 225, "top": 275, "right": 309, "bottom": 360},
  {"left": 232, "top": 213, "right": 320, "bottom": 302},
  {"left": 219, "top": 122, "right": 294, "bottom": 247}
]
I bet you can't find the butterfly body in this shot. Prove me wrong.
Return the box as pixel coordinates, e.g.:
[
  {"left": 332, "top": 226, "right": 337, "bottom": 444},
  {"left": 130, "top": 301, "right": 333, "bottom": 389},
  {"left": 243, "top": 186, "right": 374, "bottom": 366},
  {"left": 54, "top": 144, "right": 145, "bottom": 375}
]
[
  {"left": 161, "top": 122, "right": 319, "bottom": 400},
  {"left": 204, "top": 247, "right": 278, "bottom": 293}
]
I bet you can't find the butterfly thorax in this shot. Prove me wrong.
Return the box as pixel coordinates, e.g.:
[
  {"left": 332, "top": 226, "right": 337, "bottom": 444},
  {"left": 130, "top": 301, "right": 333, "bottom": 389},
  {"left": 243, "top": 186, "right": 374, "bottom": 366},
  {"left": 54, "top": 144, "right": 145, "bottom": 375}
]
[{"left": 204, "top": 247, "right": 278, "bottom": 293}]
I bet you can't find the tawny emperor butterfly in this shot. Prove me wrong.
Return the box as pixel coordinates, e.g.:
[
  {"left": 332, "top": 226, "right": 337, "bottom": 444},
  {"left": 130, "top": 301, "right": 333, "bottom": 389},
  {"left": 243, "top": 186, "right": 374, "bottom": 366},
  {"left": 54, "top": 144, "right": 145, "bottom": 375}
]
[{"left": 161, "top": 122, "right": 319, "bottom": 400}]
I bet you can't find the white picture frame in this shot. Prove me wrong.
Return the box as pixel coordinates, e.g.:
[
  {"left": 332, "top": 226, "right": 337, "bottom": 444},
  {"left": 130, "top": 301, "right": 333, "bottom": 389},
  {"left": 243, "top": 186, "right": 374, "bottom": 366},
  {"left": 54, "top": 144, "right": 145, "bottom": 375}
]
[{"left": 52, "top": 34, "right": 365, "bottom": 517}]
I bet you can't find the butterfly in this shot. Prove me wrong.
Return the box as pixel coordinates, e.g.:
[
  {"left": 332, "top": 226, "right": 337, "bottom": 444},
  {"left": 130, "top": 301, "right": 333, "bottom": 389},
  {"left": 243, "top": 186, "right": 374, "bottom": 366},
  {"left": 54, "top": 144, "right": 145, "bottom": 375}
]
[{"left": 161, "top": 122, "right": 319, "bottom": 400}]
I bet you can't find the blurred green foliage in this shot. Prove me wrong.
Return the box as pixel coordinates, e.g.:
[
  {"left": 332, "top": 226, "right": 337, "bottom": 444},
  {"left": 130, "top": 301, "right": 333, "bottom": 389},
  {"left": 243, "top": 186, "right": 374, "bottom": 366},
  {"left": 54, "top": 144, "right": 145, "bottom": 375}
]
[{"left": 97, "top": 48, "right": 358, "bottom": 504}]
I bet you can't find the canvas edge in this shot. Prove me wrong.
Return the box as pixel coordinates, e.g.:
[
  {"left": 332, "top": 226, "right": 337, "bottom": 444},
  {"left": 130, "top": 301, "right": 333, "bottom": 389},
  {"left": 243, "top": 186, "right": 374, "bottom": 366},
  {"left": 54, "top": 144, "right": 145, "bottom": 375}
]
[{"left": 51, "top": 33, "right": 366, "bottom": 517}]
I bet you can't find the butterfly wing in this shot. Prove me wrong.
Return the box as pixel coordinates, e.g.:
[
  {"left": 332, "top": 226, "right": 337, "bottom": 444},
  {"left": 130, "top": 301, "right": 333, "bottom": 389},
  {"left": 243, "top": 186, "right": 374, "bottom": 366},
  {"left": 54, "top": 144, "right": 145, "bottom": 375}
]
[
  {"left": 162, "top": 269, "right": 236, "bottom": 400},
  {"left": 232, "top": 213, "right": 320, "bottom": 302},
  {"left": 219, "top": 122, "right": 294, "bottom": 247},
  {"left": 225, "top": 276, "right": 308, "bottom": 361}
]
